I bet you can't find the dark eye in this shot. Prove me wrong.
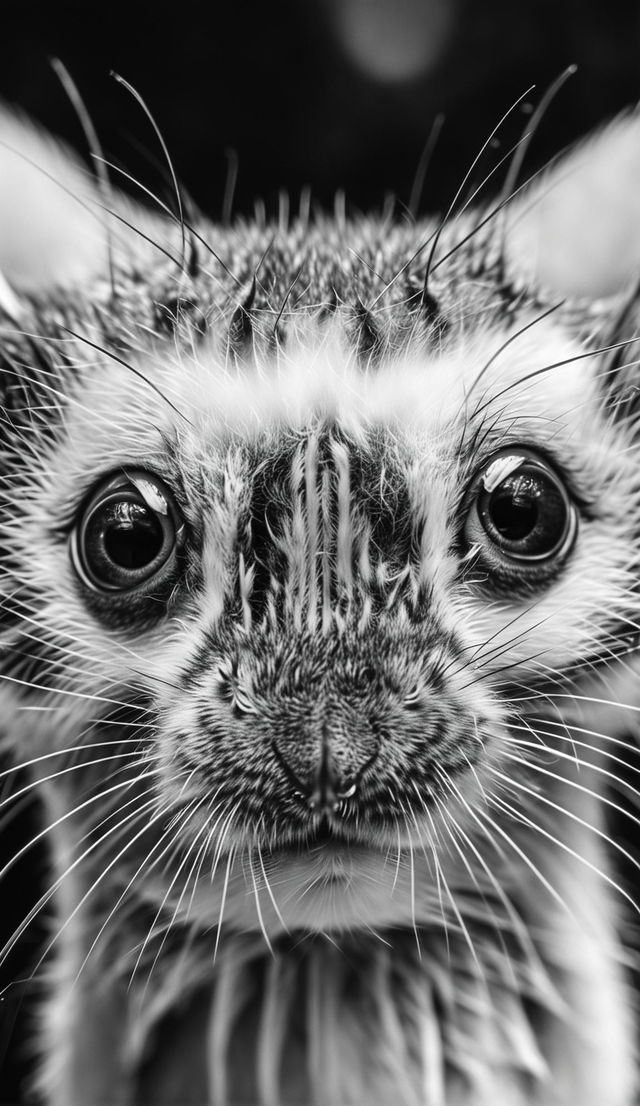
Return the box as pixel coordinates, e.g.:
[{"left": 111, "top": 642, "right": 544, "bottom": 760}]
[
  {"left": 465, "top": 450, "right": 577, "bottom": 568},
  {"left": 70, "top": 470, "right": 183, "bottom": 593}
]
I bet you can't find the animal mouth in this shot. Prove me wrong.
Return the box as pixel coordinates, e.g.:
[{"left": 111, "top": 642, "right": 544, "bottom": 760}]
[
  {"left": 266, "top": 816, "right": 380, "bottom": 868},
  {"left": 302, "top": 822, "right": 352, "bottom": 849},
  {"left": 266, "top": 822, "right": 366, "bottom": 888}
]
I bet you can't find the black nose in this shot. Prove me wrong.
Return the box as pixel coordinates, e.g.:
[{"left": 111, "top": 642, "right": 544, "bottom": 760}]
[{"left": 271, "top": 721, "right": 379, "bottom": 814}]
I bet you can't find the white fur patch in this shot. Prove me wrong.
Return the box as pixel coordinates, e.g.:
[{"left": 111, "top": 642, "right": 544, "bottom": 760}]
[{"left": 509, "top": 110, "right": 640, "bottom": 296}]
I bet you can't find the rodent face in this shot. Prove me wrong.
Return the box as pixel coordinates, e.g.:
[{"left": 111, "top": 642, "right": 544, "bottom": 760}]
[{"left": 3, "top": 291, "right": 638, "bottom": 935}]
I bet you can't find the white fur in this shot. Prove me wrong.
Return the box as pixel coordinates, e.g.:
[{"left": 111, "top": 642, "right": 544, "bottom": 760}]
[{"left": 509, "top": 109, "right": 640, "bottom": 296}]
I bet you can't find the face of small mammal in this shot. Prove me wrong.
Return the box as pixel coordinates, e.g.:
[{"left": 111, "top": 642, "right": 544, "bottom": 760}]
[{"left": 1, "top": 103, "right": 640, "bottom": 1105}]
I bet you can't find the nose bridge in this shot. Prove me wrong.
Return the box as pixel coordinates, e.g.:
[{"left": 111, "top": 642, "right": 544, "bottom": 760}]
[
  {"left": 306, "top": 713, "right": 349, "bottom": 812},
  {"left": 302, "top": 430, "right": 357, "bottom": 632},
  {"left": 244, "top": 428, "right": 369, "bottom": 633},
  {"left": 272, "top": 698, "right": 381, "bottom": 814},
  {"left": 233, "top": 429, "right": 414, "bottom": 813}
]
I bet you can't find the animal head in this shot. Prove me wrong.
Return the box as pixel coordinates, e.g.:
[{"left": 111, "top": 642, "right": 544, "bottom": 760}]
[{"left": 1, "top": 100, "right": 640, "bottom": 938}]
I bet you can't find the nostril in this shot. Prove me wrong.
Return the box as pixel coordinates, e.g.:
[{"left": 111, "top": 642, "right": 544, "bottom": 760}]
[
  {"left": 271, "top": 739, "right": 308, "bottom": 796},
  {"left": 272, "top": 736, "right": 379, "bottom": 813}
]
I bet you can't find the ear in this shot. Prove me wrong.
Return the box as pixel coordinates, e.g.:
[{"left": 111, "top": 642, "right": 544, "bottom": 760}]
[
  {"left": 0, "top": 105, "right": 173, "bottom": 295},
  {"left": 507, "top": 109, "right": 640, "bottom": 298},
  {"left": 0, "top": 270, "right": 22, "bottom": 320},
  {"left": 0, "top": 105, "right": 111, "bottom": 292},
  {"left": 0, "top": 110, "right": 103, "bottom": 485}
]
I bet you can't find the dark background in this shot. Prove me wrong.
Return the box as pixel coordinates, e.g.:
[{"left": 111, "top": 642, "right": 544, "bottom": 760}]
[
  {"left": 2, "top": 1, "right": 640, "bottom": 223},
  {"left": 1, "top": 1, "right": 640, "bottom": 1102}
]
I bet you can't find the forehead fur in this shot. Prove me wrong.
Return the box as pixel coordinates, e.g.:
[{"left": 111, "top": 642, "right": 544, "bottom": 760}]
[{"left": 45, "top": 311, "right": 601, "bottom": 488}]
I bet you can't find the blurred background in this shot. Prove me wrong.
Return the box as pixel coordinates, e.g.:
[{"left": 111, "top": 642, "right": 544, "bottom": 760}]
[
  {"left": 2, "top": 0, "right": 640, "bottom": 222},
  {"left": 1, "top": 1, "right": 640, "bottom": 1101}
]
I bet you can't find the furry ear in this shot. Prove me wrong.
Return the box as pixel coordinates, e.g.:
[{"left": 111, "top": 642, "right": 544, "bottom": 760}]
[
  {"left": 0, "top": 106, "right": 173, "bottom": 295},
  {"left": 0, "top": 269, "right": 23, "bottom": 320},
  {"left": 507, "top": 109, "right": 640, "bottom": 298},
  {"left": 0, "top": 106, "right": 111, "bottom": 292}
]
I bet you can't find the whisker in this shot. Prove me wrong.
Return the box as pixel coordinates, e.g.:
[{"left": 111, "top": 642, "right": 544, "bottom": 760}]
[
  {"left": 0, "top": 787, "right": 161, "bottom": 968},
  {"left": 137, "top": 800, "right": 220, "bottom": 998},
  {"left": 421, "top": 87, "right": 535, "bottom": 300},
  {"left": 111, "top": 72, "right": 187, "bottom": 274},
  {"left": 0, "top": 772, "right": 158, "bottom": 884},
  {"left": 51, "top": 59, "right": 117, "bottom": 297},
  {"left": 489, "top": 759, "right": 640, "bottom": 865},
  {"left": 247, "top": 849, "right": 274, "bottom": 956},
  {"left": 473, "top": 334, "right": 640, "bottom": 421}
]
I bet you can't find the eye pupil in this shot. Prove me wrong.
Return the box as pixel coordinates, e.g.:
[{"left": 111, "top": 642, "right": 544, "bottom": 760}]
[
  {"left": 488, "top": 478, "right": 539, "bottom": 542},
  {"left": 103, "top": 504, "right": 164, "bottom": 569}
]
